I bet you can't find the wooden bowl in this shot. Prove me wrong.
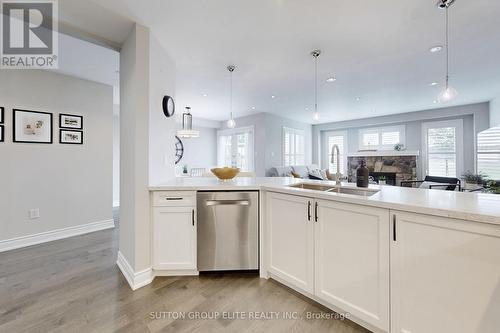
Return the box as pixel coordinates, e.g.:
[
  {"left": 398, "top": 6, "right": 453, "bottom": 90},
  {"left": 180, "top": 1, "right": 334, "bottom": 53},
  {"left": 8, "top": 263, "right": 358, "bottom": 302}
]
[{"left": 211, "top": 167, "right": 240, "bottom": 180}]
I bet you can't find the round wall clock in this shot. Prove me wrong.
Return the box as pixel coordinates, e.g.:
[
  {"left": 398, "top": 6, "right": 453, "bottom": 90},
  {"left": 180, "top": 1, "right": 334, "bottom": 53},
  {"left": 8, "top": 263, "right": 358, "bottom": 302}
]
[
  {"left": 175, "top": 135, "right": 184, "bottom": 164},
  {"left": 162, "top": 95, "right": 175, "bottom": 118}
]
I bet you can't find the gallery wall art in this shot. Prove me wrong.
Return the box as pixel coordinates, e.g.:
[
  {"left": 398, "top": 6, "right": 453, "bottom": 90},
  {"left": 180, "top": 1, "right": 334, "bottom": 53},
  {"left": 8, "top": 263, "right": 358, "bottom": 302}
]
[
  {"left": 59, "top": 113, "right": 83, "bottom": 130},
  {"left": 13, "top": 109, "right": 53, "bottom": 144},
  {"left": 60, "top": 129, "right": 83, "bottom": 144}
]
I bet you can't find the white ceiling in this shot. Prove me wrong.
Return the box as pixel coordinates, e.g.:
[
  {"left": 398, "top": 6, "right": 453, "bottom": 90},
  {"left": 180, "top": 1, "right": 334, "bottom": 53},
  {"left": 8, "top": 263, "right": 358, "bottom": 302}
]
[{"left": 58, "top": 0, "right": 500, "bottom": 124}]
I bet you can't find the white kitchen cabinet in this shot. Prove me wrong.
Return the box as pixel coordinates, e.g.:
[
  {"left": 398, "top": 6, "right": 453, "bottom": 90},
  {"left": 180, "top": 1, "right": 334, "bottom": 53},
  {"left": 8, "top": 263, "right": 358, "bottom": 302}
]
[
  {"left": 315, "top": 200, "right": 390, "bottom": 332},
  {"left": 152, "top": 192, "right": 197, "bottom": 272},
  {"left": 391, "top": 211, "right": 500, "bottom": 333},
  {"left": 267, "top": 192, "right": 314, "bottom": 294}
]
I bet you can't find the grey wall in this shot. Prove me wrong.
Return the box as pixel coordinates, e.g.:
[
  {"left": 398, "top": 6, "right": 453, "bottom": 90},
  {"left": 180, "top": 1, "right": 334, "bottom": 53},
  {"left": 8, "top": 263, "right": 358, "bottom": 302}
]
[
  {"left": 491, "top": 96, "right": 500, "bottom": 127},
  {"left": 312, "top": 103, "right": 490, "bottom": 178},
  {"left": 113, "top": 110, "right": 120, "bottom": 207},
  {"left": 0, "top": 69, "right": 113, "bottom": 241},
  {"left": 177, "top": 126, "right": 217, "bottom": 171},
  {"left": 220, "top": 112, "right": 312, "bottom": 176}
]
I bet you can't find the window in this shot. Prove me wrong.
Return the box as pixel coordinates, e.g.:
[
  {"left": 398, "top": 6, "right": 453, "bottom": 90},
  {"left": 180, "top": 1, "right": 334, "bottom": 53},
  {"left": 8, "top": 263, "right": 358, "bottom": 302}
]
[
  {"left": 323, "top": 131, "right": 348, "bottom": 175},
  {"left": 477, "top": 126, "right": 500, "bottom": 180},
  {"left": 422, "top": 119, "right": 463, "bottom": 178},
  {"left": 283, "top": 127, "right": 305, "bottom": 166},
  {"left": 217, "top": 126, "right": 254, "bottom": 171},
  {"left": 358, "top": 125, "right": 405, "bottom": 150}
]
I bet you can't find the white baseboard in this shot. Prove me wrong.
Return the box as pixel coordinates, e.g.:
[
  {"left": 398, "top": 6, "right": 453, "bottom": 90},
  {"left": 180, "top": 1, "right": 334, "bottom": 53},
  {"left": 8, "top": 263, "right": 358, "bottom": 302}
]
[
  {"left": 116, "top": 251, "right": 154, "bottom": 290},
  {"left": 0, "top": 219, "right": 115, "bottom": 253},
  {"left": 154, "top": 269, "right": 199, "bottom": 277}
]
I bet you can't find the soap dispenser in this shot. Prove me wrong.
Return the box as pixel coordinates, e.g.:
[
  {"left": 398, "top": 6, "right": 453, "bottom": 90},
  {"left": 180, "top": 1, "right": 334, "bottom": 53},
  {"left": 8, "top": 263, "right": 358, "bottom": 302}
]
[{"left": 356, "top": 160, "right": 369, "bottom": 188}]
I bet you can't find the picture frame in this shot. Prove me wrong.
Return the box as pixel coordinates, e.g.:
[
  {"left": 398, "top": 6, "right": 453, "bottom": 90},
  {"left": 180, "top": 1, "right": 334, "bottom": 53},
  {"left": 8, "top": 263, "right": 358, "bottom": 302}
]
[
  {"left": 0, "top": 125, "right": 4, "bottom": 142},
  {"left": 13, "top": 109, "right": 53, "bottom": 144},
  {"left": 0, "top": 107, "right": 4, "bottom": 124},
  {"left": 59, "top": 113, "right": 83, "bottom": 130},
  {"left": 59, "top": 129, "right": 83, "bottom": 145}
]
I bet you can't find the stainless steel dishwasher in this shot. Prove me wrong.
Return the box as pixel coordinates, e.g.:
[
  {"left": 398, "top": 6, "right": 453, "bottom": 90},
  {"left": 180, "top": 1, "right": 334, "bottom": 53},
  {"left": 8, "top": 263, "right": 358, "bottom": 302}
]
[{"left": 197, "top": 191, "right": 259, "bottom": 271}]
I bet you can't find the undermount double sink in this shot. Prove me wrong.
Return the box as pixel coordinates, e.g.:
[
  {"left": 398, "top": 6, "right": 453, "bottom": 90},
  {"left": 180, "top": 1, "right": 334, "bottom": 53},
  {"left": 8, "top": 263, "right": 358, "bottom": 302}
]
[{"left": 288, "top": 183, "right": 380, "bottom": 197}]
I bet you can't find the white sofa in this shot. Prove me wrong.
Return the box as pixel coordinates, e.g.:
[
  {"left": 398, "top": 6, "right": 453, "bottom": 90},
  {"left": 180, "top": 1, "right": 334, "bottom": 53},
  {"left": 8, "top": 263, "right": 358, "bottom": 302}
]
[{"left": 267, "top": 165, "right": 319, "bottom": 178}]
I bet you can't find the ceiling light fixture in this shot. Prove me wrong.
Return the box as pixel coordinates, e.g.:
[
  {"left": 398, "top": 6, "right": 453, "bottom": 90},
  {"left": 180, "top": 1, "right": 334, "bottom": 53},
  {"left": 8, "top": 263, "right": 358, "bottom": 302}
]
[
  {"left": 226, "top": 65, "right": 236, "bottom": 129},
  {"left": 311, "top": 49, "right": 321, "bottom": 121},
  {"left": 176, "top": 106, "right": 200, "bottom": 138},
  {"left": 429, "top": 45, "right": 443, "bottom": 53},
  {"left": 437, "top": 0, "right": 458, "bottom": 103},
  {"left": 203, "top": 93, "right": 208, "bottom": 97},
  {"left": 271, "top": 95, "right": 276, "bottom": 99},
  {"left": 251, "top": 106, "right": 256, "bottom": 110},
  {"left": 326, "top": 77, "right": 336, "bottom": 83},
  {"left": 429, "top": 82, "right": 439, "bottom": 86}
]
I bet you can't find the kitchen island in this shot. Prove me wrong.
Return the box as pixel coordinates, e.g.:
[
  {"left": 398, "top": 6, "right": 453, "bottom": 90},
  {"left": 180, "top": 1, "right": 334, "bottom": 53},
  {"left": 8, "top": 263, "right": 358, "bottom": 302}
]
[{"left": 136, "top": 177, "right": 500, "bottom": 333}]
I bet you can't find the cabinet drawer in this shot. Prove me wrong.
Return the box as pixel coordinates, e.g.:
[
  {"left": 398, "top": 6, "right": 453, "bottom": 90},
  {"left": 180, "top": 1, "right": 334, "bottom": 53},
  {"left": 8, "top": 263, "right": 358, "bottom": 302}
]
[{"left": 152, "top": 191, "right": 196, "bottom": 207}]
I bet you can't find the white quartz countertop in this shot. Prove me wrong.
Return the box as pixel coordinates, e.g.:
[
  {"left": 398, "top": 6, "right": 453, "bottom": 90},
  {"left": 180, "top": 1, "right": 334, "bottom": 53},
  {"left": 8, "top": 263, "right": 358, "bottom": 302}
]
[{"left": 149, "top": 177, "right": 500, "bottom": 225}]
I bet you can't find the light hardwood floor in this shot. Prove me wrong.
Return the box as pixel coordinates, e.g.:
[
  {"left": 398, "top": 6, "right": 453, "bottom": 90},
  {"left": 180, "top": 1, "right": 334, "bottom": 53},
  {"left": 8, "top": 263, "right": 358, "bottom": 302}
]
[{"left": 0, "top": 210, "right": 370, "bottom": 333}]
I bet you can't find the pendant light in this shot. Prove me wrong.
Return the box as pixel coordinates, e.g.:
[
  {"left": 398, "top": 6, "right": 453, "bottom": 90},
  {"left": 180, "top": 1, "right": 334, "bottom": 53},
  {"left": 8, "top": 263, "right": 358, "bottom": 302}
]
[
  {"left": 176, "top": 106, "right": 200, "bottom": 138},
  {"left": 437, "top": 0, "right": 458, "bottom": 103},
  {"left": 311, "top": 49, "right": 321, "bottom": 121},
  {"left": 226, "top": 65, "right": 236, "bottom": 129}
]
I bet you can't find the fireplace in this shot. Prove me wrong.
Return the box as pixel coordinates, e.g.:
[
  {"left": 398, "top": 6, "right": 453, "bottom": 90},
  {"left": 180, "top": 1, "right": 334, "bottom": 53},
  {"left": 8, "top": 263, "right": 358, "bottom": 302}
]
[
  {"left": 347, "top": 151, "right": 419, "bottom": 186},
  {"left": 370, "top": 172, "right": 397, "bottom": 186}
]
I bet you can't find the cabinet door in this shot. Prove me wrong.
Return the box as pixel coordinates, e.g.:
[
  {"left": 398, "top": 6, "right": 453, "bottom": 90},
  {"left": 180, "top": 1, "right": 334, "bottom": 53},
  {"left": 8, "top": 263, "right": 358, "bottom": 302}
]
[
  {"left": 315, "top": 200, "right": 390, "bottom": 332},
  {"left": 391, "top": 211, "right": 500, "bottom": 333},
  {"left": 267, "top": 192, "right": 314, "bottom": 294},
  {"left": 153, "top": 206, "right": 196, "bottom": 270}
]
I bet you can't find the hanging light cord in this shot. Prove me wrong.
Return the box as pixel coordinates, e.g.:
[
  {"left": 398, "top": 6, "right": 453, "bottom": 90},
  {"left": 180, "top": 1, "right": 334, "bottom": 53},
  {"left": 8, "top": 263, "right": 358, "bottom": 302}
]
[
  {"left": 230, "top": 69, "right": 233, "bottom": 120},
  {"left": 314, "top": 55, "right": 318, "bottom": 115},
  {"left": 445, "top": 5, "right": 449, "bottom": 89}
]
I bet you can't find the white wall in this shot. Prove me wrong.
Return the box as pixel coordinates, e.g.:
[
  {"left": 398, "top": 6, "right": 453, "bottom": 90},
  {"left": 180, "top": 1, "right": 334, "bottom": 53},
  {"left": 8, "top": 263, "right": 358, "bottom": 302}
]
[
  {"left": 219, "top": 112, "right": 312, "bottom": 176},
  {"left": 312, "top": 103, "right": 490, "bottom": 177},
  {"left": 119, "top": 24, "right": 176, "bottom": 273},
  {"left": 491, "top": 97, "right": 500, "bottom": 127},
  {"left": 177, "top": 126, "right": 217, "bottom": 171},
  {"left": 0, "top": 70, "right": 113, "bottom": 242}
]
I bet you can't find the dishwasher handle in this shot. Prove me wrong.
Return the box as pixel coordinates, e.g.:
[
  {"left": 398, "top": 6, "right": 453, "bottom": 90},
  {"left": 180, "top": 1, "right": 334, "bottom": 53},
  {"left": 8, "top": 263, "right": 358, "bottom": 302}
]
[{"left": 205, "top": 200, "right": 250, "bottom": 206}]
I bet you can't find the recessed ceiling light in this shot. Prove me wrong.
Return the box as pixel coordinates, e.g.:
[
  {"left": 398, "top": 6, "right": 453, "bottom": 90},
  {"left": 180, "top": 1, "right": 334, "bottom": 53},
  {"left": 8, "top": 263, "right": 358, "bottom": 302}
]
[
  {"left": 326, "top": 77, "right": 337, "bottom": 83},
  {"left": 251, "top": 106, "right": 256, "bottom": 110},
  {"left": 355, "top": 97, "right": 361, "bottom": 101},
  {"left": 433, "top": 100, "right": 439, "bottom": 104},
  {"left": 202, "top": 93, "right": 208, "bottom": 97},
  {"left": 429, "top": 82, "right": 439, "bottom": 86},
  {"left": 271, "top": 95, "right": 276, "bottom": 99},
  {"left": 429, "top": 45, "right": 443, "bottom": 53}
]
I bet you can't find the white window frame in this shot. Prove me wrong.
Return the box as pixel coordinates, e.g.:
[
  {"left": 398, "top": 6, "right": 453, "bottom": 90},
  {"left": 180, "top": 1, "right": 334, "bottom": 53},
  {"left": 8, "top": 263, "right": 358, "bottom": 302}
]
[
  {"left": 217, "top": 126, "right": 255, "bottom": 172},
  {"left": 477, "top": 126, "right": 500, "bottom": 180},
  {"left": 282, "top": 127, "right": 305, "bottom": 166},
  {"left": 322, "top": 130, "right": 348, "bottom": 175},
  {"left": 421, "top": 119, "right": 464, "bottom": 178},
  {"left": 358, "top": 125, "right": 406, "bottom": 151}
]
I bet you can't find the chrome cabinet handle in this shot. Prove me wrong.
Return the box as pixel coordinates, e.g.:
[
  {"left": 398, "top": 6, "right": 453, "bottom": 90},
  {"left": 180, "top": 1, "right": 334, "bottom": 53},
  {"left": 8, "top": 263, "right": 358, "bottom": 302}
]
[
  {"left": 205, "top": 200, "right": 250, "bottom": 206},
  {"left": 192, "top": 209, "right": 195, "bottom": 226},
  {"left": 307, "top": 201, "right": 312, "bottom": 221},
  {"left": 393, "top": 214, "right": 397, "bottom": 241},
  {"left": 165, "top": 197, "right": 183, "bottom": 201}
]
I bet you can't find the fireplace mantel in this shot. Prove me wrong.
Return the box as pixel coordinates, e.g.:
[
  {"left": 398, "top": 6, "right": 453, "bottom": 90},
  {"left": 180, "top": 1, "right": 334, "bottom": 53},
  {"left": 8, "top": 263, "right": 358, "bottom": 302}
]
[{"left": 347, "top": 150, "right": 419, "bottom": 157}]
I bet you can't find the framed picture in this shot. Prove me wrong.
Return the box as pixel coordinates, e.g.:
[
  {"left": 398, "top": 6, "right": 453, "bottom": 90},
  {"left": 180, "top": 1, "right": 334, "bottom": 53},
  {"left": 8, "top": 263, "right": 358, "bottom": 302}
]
[
  {"left": 59, "top": 113, "right": 83, "bottom": 129},
  {"left": 60, "top": 129, "right": 83, "bottom": 144},
  {"left": 0, "top": 107, "right": 4, "bottom": 124},
  {"left": 0, "top": 125, "right": 4, "bottom": 142},
  {"left": 13, "top": 109, "right": 53, "bottom": 144}
]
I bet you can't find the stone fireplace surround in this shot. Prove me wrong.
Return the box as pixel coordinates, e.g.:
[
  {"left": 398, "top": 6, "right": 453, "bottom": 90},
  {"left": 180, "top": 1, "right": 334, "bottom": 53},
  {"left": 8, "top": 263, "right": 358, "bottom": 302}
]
[{"left": 347, "top": 151, "right": 418, "bottom": 186}]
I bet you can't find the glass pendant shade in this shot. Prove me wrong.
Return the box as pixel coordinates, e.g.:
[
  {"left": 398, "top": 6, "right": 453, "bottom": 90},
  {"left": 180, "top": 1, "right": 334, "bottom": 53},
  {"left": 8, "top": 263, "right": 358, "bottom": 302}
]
[
  {"left": 227, "top": 118, "right": 236, "bottom": 129},
  {"left": 438, "top": 85, "right": 458, "bottom": 103}
]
